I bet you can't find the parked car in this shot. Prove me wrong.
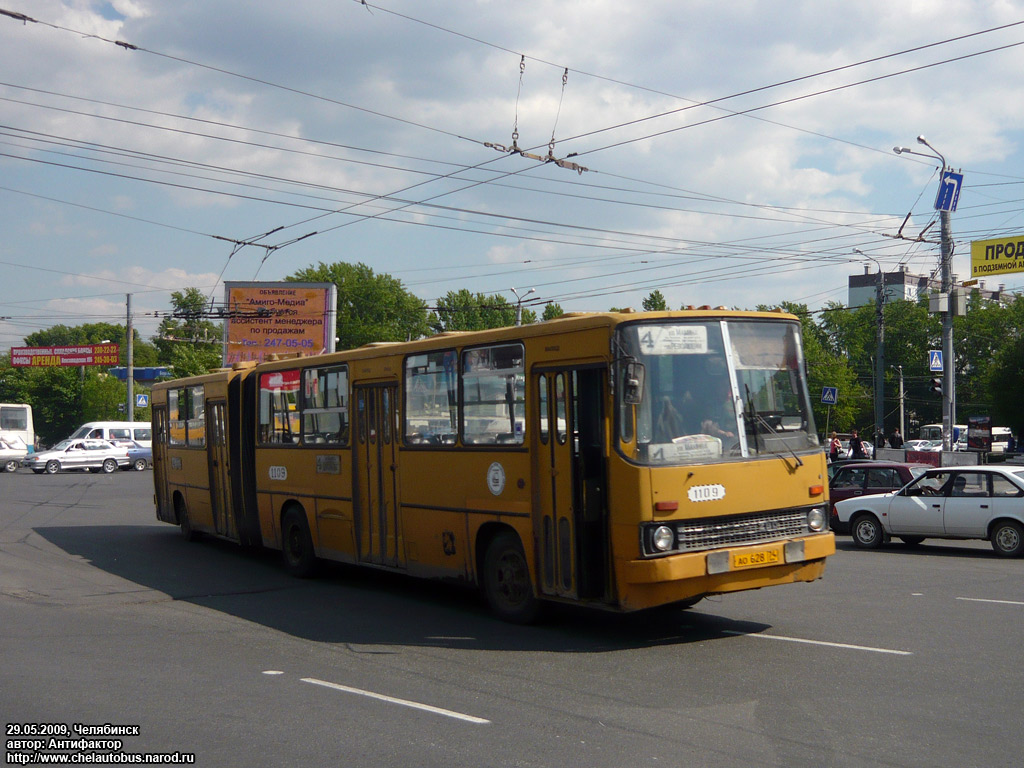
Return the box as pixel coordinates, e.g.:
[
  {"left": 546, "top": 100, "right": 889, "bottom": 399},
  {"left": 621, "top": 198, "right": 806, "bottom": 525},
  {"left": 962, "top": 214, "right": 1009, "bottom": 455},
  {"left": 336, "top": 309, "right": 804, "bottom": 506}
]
[
  {"left": 828, "top": 462, "right": 930, "bottom": 534},
  {"left": 22, "top": 439, "right": 131, "bottom": 474},
  {"left": 834, "top": 465, "right": 1024, "bottom": 556},
  {"left": 124, "top": 440, "right": 152, "bottom": 471},
  {"left": 827, "top": 457, "right": 875, "bottom": 480},
  {"left": 903, "top": 439, "right": 932, "bottom": 451}
]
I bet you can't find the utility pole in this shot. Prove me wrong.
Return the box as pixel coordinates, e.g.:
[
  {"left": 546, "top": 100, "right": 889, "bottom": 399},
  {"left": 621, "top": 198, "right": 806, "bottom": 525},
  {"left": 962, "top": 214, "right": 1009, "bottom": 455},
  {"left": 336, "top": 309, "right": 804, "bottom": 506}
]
[
  {"left": 897, "top": 365, "right": 905, "bottom": 438},
  {"left": 510, "top": 287, "right": 535, "bottom": 326},
  {"left": 126, "top": 293, "right": 134, "bottom": 421},
  {"left": 893, "top": 137, "right": 959, "bottom": 450},
  {"left": 939, "top": 207, "right": 955, "bottom": 449},
  {"left": 875, "top": 268, "right": 885, "bottom": 444}
]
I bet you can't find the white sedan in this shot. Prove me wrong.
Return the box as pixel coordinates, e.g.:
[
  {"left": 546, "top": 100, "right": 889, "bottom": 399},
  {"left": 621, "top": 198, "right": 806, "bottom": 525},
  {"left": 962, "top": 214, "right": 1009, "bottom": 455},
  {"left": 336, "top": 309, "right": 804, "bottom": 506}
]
[
  {"left": 835, "top": 465, "right": 1024, "bottom": 556},
  {"left": 22, "top": 439, "right": 131, "bottom": 474}
]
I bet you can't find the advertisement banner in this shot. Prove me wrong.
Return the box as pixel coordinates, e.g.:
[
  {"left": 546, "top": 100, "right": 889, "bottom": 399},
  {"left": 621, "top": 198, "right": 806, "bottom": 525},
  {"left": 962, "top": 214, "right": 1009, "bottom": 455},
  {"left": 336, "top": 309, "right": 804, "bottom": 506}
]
[
  {"left": 10, "top": 343, "right": 120, "bottom": 367},
  {"left": 971, "top": 235, "right": 1024, "bottom": 279},
  {"left": 223, "top": 282, "right": 337, "bottom": 365}
]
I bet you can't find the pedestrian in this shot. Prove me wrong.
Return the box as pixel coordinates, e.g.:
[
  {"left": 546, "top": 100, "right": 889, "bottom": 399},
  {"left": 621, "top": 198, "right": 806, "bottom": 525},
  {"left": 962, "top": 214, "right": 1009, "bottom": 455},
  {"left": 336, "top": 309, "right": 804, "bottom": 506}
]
[
  {"left": 849, "top": 428, "right": 868, "bottom": 459},
  {"left": 889, "top": 427, "right": 904, "bottom": 449},
  {"left": 828, "top": 431, "right": 841, "bottom": 462}
]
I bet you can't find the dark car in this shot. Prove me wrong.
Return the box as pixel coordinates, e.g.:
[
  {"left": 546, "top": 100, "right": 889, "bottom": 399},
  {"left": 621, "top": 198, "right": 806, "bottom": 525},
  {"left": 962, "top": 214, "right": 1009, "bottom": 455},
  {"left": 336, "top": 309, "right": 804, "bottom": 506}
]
[
  {"left": 829, "top": 462, "right": 930, "bottom": 534},
  {"left": 123, "top": 440, "right": 152, "bottom": 471}
]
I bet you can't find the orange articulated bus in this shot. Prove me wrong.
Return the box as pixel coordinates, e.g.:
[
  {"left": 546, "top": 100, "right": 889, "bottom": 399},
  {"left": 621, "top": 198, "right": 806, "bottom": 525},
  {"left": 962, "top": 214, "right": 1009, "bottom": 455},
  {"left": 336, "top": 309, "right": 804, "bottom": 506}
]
[{"left": 151, "top": 310, "right": 834, "bottom": 622}]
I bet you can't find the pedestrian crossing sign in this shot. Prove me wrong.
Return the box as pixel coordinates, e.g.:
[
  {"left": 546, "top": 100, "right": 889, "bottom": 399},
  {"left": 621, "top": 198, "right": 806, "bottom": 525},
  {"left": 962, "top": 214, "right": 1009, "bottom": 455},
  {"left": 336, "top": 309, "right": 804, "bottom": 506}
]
[
  {"left": 821, "top": 387, "right": 838, "bottom": 405},
  {"left": 929, "top": 350, "right": 943, "bottom": 372}
]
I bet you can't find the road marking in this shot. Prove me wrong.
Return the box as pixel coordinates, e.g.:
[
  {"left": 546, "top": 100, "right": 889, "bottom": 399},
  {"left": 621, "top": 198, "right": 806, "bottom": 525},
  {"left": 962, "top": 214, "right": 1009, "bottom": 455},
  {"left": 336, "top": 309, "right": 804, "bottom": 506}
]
[
  {"left": 301, "top": 677, "right": 490, "bottom": 724},
  {"left": 957, "top": 597, "right": 1024, "bottom": 606},
  {"left": 722, "top": 631, "right": 912, "bottom": 655}
]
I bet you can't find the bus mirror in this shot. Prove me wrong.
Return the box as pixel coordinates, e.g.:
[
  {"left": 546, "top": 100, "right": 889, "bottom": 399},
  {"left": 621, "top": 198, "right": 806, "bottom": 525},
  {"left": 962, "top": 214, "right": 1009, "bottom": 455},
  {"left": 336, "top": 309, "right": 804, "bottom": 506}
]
[{"left": 623, "top": 362, "right": 645, "bottom": 405}]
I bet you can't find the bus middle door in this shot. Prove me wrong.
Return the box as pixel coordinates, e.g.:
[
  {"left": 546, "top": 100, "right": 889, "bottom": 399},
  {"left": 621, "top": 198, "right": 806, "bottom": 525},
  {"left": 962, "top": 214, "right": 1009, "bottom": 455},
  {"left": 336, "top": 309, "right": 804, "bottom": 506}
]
[
  {"left": 206, "top": 400, "right": 235, "bottom": 540},
  {"left": 354, "top": 384, "right": 401, "bottom": 567}
]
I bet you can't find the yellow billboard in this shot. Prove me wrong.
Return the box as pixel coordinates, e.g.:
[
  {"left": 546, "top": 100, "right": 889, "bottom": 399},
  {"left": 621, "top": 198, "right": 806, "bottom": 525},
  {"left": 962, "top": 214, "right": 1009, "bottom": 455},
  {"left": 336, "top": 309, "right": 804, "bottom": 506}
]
[
  {"left": 224, "top": 282, "right": 337, "bottom": 365},
  {"left": 971, "top": 235, "right": 1024, "bottom": 279}
]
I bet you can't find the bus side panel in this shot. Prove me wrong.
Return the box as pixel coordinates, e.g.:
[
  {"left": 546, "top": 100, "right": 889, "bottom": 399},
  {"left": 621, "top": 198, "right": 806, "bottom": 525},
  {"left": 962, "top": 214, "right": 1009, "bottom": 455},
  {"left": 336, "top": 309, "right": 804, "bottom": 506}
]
[
  {"left": 181, "top": 447, "right": 216, "bottom": 534},
  {"left": 399, "top": 449, "right": 533, "bottom": 583}
]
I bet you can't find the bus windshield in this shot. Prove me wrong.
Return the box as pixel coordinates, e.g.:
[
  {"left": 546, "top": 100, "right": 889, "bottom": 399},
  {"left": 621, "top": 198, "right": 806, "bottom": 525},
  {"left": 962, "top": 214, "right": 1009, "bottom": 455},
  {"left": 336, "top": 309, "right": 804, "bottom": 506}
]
[{"left": 617, "top": 319, "right": 819, "bottom": 465}]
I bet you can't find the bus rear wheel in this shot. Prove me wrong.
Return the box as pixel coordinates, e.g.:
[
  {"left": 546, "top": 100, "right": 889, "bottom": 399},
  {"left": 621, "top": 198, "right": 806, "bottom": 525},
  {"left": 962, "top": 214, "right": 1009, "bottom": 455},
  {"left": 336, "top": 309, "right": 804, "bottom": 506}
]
[
  {"left": 282, "top": 507, "right": 316, "bottom": 578},
  {"left": 482, "top": 531, "right": 539, "bottom": 624},
  {"left": 176, "top": 496, "right": 199, "bottom": 542}
]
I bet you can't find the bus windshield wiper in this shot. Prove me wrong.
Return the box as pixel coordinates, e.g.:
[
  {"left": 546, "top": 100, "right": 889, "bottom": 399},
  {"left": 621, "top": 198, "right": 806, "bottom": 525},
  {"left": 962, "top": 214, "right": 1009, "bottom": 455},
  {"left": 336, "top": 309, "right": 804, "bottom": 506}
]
[{"left": 744, "top": 384, "right": 803, "bottom": 468}]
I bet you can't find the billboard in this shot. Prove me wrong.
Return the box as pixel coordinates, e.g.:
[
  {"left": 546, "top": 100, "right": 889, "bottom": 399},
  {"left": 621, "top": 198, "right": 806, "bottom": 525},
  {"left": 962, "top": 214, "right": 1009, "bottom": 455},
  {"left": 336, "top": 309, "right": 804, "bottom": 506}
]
[
  {"left": 223, "top": 282, "right": 337, "bottom": 365},
  {"left": 10, "top": 343, "right": 120, "bottom": 367},
  {"left": 971, "top": 235, "right": 1024, "bottom": 279}
]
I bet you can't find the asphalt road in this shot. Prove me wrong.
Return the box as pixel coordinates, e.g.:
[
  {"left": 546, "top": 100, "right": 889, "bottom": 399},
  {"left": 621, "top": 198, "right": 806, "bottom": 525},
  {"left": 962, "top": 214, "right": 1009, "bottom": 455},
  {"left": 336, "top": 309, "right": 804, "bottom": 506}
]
[{"left": 2, "top": 469, "right": 1022, "bottom": 767}]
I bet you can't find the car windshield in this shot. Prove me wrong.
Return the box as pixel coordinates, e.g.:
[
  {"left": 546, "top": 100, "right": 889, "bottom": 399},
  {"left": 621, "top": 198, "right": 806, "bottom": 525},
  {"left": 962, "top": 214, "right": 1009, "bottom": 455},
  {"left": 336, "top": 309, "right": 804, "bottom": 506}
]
[
  {"left": 616, "top": 319, "right": 818, "bottom": 465},
  {"left": 52, "top": 440, "right": 72, "bottom": 451}
]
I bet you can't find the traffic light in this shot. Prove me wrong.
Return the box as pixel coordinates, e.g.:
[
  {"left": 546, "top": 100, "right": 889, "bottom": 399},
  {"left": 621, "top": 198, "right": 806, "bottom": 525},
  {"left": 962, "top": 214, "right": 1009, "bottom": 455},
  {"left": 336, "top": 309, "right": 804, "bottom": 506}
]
[{"left": 930, "top": 377, "right": 943, "bottom": 395}]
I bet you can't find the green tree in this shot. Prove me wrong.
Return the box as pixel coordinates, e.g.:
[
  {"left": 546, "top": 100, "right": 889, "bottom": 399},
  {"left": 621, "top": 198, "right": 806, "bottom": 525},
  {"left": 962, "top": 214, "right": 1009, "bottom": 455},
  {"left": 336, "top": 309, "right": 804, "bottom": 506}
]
[
  {"left": 758, "top": 302, "right": 864, "bottom": 434},
  {"left": 432, "top": 289, "right": 536, "bottom": 332},
  {"left": 989, "top": 332, "right": 1024, "bottom": 437},
  {"left": 642, "top": 290, "right": 667, "bottom": 311},
  {"left": 541, "top": 303, "right": 564, "bottom": 321},
  {"left": 153, "top": 288, "right": 222, "bottom": 375},
  {"left": 289, "top": 262, "right": 430, "bottom": 349}
]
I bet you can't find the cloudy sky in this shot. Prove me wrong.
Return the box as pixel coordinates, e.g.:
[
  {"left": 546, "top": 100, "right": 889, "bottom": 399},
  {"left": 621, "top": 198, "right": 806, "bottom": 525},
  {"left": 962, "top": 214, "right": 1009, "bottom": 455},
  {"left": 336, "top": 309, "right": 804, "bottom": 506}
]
[{"left": 2, "top": 0, "right": 1023, "bottom": 346}]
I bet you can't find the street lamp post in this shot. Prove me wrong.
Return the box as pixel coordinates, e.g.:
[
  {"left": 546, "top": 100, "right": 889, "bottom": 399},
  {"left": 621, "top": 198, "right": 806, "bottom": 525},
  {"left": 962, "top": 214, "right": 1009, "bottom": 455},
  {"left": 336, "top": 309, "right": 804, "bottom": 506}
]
[
  {"left": 893, "top": 137, "right": 956, "bottom": 451},
  {"left": 510, "top": 287, "right": 535, "bottom": 326}
]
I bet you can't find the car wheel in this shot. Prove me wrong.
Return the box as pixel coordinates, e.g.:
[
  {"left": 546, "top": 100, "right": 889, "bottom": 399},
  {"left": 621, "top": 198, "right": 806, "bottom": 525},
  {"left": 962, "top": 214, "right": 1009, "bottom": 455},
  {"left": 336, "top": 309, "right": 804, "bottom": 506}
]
[
  {"left": 133, "top": 458, "right": 148, "bottom": 471},
  {"left": 990, "top": 520, "right": 1024, "bottom": 557},
  {"left": 281, "top": 506, "right": 316, "bottom": 578},
  {"left": 898, "top": 536, "right": 925, "bottom": 546},
  {"left": 3, "top": 459, "right": 17, "bottom": 473},
  {"left": 482, "top": 531, "right": 539, "bottom": 624},
  {"left": 45, "top": 460, "right": 61, "bottom": 474},
  {"left": 101, "top": 459, "right": 118, "bottom": 473},
  {"left": 176, "top": 495, "right": 199, "bottom": 542},
  {"left": 851, "top": 513, "right": 884, "bottom": 549}
]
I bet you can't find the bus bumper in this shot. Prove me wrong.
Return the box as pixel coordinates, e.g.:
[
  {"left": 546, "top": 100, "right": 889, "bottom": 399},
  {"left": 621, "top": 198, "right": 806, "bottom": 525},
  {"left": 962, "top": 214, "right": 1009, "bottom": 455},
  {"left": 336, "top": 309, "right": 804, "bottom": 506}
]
[{"left": 615, "top": 532, "right": 835, "bottom": 612}]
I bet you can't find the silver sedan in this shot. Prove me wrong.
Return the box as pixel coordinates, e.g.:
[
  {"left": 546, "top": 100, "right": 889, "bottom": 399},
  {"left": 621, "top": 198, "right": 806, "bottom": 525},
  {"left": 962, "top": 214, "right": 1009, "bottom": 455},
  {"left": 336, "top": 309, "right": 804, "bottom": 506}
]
[
  {"left": 835, "top": 465, "right": 1024, "bottom": 556},
  {"left": 22, "top": 439, "right": 131, "bottom": 474}
]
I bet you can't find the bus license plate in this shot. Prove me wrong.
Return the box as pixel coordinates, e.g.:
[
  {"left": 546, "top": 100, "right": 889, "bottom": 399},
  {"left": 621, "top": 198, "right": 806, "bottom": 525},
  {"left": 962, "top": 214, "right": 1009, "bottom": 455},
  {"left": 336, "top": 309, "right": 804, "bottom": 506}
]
[{"left": 731, "top": 547, "right": 781, "bottom": 570}]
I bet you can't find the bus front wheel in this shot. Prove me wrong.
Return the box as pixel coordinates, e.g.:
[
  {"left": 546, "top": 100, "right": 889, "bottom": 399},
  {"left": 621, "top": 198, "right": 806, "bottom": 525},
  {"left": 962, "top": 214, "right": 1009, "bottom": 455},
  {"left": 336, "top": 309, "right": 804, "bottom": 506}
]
[
  {"left": 482, "top": 531, "right": 539, "bottom": 624},
  {"left": 281, "top": 507, "right": 316, "bottom": 578}
]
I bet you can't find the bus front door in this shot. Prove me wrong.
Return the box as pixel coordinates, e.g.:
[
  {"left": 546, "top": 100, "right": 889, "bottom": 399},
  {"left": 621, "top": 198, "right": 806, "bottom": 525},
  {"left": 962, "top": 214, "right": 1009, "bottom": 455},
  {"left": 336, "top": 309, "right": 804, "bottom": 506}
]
[
  {"left": 535, "top": 368, "right": 609, "bottom": 601},
  {"left": 207, "top": 400, "right": 235, "bottom": 540},
  {"left": 354, "top": 385, "right": 401, "bottom": 568}
]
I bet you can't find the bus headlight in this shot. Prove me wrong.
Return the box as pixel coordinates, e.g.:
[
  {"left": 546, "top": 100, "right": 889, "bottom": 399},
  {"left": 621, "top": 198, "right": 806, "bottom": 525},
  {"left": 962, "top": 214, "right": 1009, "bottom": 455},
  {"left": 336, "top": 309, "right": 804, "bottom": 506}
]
[
  {"left": 651, "top": 525, "right": 675, "bottom": 552},
  {"left": 807, "top": 507, "right": 826, "bottom": 532}
]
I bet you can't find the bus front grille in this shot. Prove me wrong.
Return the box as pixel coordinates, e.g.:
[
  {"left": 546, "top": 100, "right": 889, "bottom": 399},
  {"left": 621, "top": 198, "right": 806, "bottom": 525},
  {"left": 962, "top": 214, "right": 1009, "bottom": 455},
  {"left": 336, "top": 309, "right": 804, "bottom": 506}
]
[{"left": 674, "top": 509, "right": 811, "bottom": 551}]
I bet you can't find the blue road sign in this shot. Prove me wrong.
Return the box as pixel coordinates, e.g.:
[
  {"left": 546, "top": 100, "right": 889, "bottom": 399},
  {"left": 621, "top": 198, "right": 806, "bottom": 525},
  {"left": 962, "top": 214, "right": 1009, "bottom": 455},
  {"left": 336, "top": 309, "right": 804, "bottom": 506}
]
[
  {"left": 821, "top": 387, "right": 838, "bottom": 405},
  {"left": 929, "top": 350, "right": 943, "bottom": 372},
  {"left": 934, "top": 171, "right": 963, "bottom": 213},
  {"left": 136, "top": 393, "right": 149, "bottom": 408}
]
